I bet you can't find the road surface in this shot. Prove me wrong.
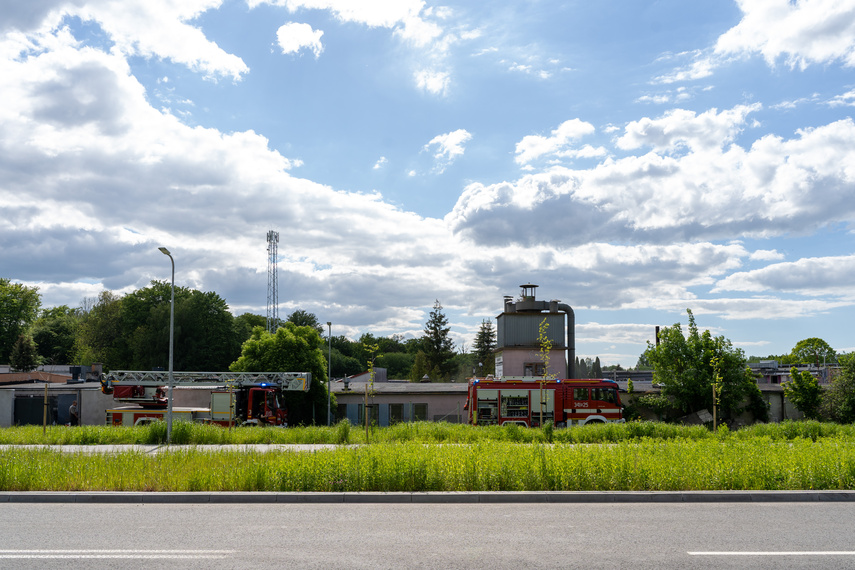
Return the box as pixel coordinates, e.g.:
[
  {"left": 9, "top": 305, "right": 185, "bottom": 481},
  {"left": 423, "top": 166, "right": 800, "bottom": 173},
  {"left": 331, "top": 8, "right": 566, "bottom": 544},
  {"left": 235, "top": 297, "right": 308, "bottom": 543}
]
[{"left": 2, "top": 502, "right": 853, "bottom": 569}]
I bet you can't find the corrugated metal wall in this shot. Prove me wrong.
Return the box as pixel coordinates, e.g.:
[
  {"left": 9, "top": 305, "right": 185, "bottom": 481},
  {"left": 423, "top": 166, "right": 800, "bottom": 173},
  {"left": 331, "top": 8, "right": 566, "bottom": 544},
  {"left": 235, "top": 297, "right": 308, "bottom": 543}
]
[{"left": 497, "top": 313, "right": 566, "bottom": 347}]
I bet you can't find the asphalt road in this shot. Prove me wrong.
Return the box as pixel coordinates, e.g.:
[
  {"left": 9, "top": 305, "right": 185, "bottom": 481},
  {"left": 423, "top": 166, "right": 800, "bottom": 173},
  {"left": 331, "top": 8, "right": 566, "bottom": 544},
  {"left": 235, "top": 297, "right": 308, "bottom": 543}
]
[{"left": 2, "top": 502, "right": 854, "bottom": 569}]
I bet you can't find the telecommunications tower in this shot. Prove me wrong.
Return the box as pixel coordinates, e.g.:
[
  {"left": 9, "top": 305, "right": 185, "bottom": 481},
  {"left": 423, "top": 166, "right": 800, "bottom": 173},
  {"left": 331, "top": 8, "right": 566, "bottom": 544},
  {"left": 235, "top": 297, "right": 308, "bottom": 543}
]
[{"left": 266, "top": 230, "right": 279, "bottom": 332}]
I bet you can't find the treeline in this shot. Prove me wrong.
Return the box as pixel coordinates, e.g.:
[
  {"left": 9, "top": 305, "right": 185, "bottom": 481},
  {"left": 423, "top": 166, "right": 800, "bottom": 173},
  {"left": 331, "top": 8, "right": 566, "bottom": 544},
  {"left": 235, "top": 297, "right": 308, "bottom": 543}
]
[{"left": 1, "top": 279, "right": 502, "bottom": 383}]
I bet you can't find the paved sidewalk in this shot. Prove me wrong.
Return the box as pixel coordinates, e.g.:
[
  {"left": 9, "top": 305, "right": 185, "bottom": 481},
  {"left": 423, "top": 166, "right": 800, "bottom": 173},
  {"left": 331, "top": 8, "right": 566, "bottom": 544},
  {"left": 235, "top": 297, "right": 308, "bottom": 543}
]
[{"left": 2, "top": 490, "right": 855, "bottom": 503}]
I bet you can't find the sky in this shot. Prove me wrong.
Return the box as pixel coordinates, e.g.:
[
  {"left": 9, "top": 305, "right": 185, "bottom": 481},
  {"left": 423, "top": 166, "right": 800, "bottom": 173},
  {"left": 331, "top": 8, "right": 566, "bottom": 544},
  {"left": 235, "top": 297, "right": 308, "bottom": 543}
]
[{"left": 2, "top": 0, "right": 855, "bottom": 369}]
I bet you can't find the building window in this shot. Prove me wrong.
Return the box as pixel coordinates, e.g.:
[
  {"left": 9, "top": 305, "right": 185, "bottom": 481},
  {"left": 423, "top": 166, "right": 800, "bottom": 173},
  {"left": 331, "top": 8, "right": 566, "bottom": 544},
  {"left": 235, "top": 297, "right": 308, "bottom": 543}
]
[
  {"left": 358, "top": 404, "right": 379, "bottom": 425},
  {"left": 336, "top": 404, "right": 348, "bottom": 422},
  {"left": 389, "top": 404, "right": 404, "bottom": 424},
  {"left": 413, "top": 403, "right": 428, "bottom": 421},
  {"left": 523, "top": 362, "right": 545, "bottom": 377}
]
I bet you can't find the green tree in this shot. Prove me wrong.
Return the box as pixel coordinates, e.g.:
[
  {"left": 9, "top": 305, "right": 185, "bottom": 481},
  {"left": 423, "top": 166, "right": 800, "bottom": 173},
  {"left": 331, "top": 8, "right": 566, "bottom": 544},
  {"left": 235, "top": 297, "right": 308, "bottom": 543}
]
[
  {"left": 376, "top": 352, "right": 415, "bottom": 379},
  {"left": 30, "top": 305, "right": 81, "bottom": 365},
  {"left": 421, "top": 300, "right": 455, "bottom": 380},
  {"left": 409, "top": 350, "right": 432, "bottom": 382},
  {"left": 576, "top": 357, "right": 590, "bottom": 378},
  {"left": 472, "top": 319, "right": 497, "bottom": 376},
  {"left": 287, "top": 309, "right": 324, "bottom": 334},
  {"left": 10, "top": 333, "right": 39, "bottom": 371},
  {"left": 233, "top": 312, "right": 266, "bottom": 344},
  {"left": 123, "top": 283, "right": 239, "bottom": 371},
  {"left": 782, "top": 366, "right": 823, "bottom": 420},
  {"left": 645, "top": 309, "right": 767, "bottom": 421},
  {"left": 0, "top": 279, "right": 41, "bottom": 363},
  {"left": 74, "top": 291, "right": 126, "bottom": 369},
  {"left": 590, "top": 357, "right": 603, "bottom": 378},
  {"left": 790, "top": 338, "right": 837, "bottom": 367},
  {"left": 821, "top": 353, "right": 855, "bottom": 423},
  {"left": 230, "top": 322, "right": 329, "bottom": 425},
  {"left": 635, "top": 352, "right": 653, "bottom": 370}
]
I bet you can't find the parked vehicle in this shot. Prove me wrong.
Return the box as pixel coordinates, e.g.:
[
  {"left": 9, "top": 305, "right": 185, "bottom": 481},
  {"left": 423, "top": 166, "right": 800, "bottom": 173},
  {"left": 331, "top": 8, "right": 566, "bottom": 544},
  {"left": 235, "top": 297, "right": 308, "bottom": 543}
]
[
  {"left": 466, "top": 377, "right": 624, "bottom": 427},
  {"left": 100, "top": 371, "right": 311, "bottom": 426}
]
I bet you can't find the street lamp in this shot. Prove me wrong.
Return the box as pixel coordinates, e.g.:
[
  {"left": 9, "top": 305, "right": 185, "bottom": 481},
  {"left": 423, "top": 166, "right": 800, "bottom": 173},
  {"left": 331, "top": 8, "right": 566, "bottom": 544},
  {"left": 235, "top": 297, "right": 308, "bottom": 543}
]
[
  {"left": 327, "top": 321, "right": 332, "bottom": 426},
  {"left": 158, "top": 247, "right": 175, "bottom": 444}
]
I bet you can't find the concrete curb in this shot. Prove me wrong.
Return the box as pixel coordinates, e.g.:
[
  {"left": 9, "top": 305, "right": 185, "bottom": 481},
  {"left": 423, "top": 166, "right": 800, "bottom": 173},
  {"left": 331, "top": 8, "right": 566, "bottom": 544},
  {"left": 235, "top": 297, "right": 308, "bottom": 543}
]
[{"left": 3, "top": 490, "right": 855, "bottom": 503}]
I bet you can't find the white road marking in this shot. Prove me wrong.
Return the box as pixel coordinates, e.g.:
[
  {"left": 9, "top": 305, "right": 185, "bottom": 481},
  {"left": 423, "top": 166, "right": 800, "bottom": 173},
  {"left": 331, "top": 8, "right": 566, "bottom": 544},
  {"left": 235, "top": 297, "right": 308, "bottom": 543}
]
[
  {"left": 0, "top": 549, "right": 234, "bottom": 559},
  {"left": 687, "top": 550, "right": 855, "bottom": 556}
]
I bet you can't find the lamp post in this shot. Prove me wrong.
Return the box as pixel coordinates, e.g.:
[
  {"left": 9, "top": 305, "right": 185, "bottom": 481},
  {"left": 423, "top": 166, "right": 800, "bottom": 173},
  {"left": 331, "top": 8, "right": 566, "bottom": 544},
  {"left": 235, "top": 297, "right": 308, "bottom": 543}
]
[
  {"left": 158, "top": 247, "right": 175, "bottom": 444},
  {"left": 327, "top": 321, "right": 332, "bottom": 426}
]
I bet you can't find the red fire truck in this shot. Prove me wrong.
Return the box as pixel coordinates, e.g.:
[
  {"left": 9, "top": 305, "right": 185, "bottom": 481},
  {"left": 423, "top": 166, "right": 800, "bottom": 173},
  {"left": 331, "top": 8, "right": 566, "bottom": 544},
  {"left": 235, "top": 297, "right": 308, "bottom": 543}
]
[
  {"left": 101, "top": 371, "right": 311, "bottom": 426},
  {"left": 467, "top": 377, "right": 624, "bottom": 427}
]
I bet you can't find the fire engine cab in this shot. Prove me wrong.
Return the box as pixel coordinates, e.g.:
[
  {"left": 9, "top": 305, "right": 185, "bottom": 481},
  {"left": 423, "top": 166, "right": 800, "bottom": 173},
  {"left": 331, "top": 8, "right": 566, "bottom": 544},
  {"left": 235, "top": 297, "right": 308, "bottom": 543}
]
[{"left": 467, "top": 377, "right": 624, "bottom": 427}]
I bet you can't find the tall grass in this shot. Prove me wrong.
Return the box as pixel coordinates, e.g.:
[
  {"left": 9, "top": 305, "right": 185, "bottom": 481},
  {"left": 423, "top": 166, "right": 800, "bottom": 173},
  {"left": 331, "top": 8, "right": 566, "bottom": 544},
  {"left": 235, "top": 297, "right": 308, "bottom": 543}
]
[
  {"left": 2, "top": 438, "right": 855, "bottom": 492},
  {"left": 2, "top": 419, "right": 855, "bottom": 445}
]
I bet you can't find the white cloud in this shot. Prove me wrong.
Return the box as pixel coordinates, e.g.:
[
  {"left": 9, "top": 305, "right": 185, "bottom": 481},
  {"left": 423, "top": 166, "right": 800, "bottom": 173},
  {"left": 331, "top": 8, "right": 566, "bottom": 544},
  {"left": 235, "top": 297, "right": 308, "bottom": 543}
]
[
  {"left": 276, "top": 22, "right": 324, "bottom": 57},
  {"left": 617, "top": 104, "right": 760, "bottom": 153},
  {"left": 515, "top": 119, "right": 596, "bottom": 165},
  {"left": 449, "top": 107, "right": 855, "bottom": 251},
  {"left": 373, "top": 156, "right": 388, "bottom": 170},
  {"left": 414, "top": 68, "right": 449, "bottom": 96},
  {"left": 252, "top": 0, "right": 464, "bottom": 93},
  {"left": 1, "top": 0, "right": 249, "bottom": 80},
  {"left": 749, "top": 249, "right": 785, "bottom": 261},
  {"left": 251, "top": 0, "right": 440, "bottom": 43},
  {"left": 658, "top": 0, "right": 855, "bottom": 84},
  {"left": 424, "top": 129, "right": 472, "bottom": 173},
  {"left": 713, "top": 255, "right": 855, "bottom": 299},
  {"left": 829, "top": 89, "right": 855, "bottom": 107},
  {"left": 715, "top": 0, "right": 855, "bottom": 69}
]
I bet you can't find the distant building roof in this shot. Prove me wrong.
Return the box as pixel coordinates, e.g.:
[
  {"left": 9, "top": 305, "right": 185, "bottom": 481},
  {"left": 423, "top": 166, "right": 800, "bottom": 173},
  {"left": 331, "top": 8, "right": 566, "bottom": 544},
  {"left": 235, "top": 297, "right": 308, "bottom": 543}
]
[{"left": 332, "top": 381, "right": 467, "bottom": 395}]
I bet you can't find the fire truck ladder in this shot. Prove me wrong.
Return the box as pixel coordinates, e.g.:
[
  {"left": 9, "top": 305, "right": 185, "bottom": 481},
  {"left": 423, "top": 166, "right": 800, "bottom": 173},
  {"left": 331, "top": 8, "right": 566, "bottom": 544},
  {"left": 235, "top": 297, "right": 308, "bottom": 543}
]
[{"left": 101, "top": 371, "right": 311, "bottom": 392}]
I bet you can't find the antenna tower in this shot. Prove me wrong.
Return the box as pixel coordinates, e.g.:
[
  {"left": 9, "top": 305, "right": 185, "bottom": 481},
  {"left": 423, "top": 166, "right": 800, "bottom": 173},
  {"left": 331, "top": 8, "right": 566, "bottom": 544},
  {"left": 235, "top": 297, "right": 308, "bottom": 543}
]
[{"left": 266, "top": 230, "right": 279, "bottom": 332}]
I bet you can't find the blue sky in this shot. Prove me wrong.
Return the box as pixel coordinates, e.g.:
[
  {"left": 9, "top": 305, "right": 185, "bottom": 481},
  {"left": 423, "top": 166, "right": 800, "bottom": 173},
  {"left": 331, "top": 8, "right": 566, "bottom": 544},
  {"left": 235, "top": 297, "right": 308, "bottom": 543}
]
[{"left": 2, "top": 0, "right": 855, "bottom": 369}]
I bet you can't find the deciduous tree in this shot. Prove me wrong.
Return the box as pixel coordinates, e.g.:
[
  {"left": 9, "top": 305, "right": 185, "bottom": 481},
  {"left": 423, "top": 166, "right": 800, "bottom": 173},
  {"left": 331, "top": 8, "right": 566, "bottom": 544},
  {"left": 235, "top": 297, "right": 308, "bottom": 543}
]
[
  {"left": 30, "top": 305, "right": 80, "bottom": 365},
  {"left": 0, "top": 278, "right": 41, "bottom": 363},
  {"left": 645, "top": 309, "right": 768, "bottom": 421},
  {"left": 790, "top": 338, "right": 837, "bottom": 367},
  {"left": 782, "top": 367, "right": 822, "bottom": 420},
  {"left": 230, "top": 322, "right": 329, "bottom": 425},
  {"left": 821, "top": 353, "right": 855, "bottom": 423}
]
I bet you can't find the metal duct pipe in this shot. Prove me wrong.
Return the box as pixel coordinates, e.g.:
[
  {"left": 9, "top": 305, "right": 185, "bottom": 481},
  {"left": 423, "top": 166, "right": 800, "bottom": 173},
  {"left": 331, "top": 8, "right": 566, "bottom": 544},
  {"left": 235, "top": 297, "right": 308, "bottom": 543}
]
[{"left": 556, "top": 302, "right": 576, "bottom": 378}]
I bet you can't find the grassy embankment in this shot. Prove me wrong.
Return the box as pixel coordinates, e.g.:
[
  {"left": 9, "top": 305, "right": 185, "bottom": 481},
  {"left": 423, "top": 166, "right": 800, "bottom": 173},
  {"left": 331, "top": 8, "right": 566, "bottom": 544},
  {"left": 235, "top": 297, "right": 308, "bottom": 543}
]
[{"left": 2, "top": 421, "right": 854, "bottom": 492}]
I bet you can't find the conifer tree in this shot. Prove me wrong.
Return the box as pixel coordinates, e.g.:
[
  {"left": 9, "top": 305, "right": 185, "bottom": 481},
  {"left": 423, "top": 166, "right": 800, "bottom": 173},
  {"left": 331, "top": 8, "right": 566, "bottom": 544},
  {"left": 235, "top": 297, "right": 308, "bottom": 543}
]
[{"left": 422, "top": 300, "right": 455, "bottom": 380}]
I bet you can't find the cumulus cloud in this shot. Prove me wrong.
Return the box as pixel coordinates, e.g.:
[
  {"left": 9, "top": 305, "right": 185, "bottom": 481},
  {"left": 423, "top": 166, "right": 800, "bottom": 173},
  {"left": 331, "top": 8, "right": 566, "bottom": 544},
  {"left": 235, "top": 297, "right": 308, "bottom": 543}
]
[
  {"left": 1, "top": 0, "right": 248, "bottom": 80},
  {"left": 617, "top": 104, "right": 760, "bottom": 153},
  {"left": 424, "top": 129, "right": 472, "bottom": 173},
  {"left": 276, "top": 22, "right": 324, "bottom": 57},
  {"left": 449, "top": 107, "right": 855, "bottom": 249},
  {"left": 658, "top": 0, "right": 855, "bottom": 83},
  {"left": 715, "top": 0, "right": 855, "bottom": 69},
  {"left": 514, "top": 119, "right": 596, "bottom": 165},
  {"left": 713, "top": 255, "right": 855, "bottom": 299}
]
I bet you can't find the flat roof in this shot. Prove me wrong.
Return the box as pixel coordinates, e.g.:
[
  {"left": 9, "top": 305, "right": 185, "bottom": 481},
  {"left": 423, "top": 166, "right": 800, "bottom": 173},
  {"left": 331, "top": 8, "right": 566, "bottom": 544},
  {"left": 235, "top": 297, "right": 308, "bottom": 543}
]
[{"left": 332, "top": 382, "right": 467, "bottom": 395}]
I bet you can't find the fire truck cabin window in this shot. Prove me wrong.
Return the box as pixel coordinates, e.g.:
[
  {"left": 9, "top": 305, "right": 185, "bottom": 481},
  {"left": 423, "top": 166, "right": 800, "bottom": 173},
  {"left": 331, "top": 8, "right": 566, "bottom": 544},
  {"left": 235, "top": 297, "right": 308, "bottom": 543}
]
[{"left": 573, "top": 388, "right": 588, "bottom": 401}]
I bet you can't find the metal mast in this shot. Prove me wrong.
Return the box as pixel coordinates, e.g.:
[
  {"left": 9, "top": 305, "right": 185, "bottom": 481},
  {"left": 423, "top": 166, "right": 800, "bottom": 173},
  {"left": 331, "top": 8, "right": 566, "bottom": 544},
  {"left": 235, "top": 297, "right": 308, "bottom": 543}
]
[{"left": 266, "top": 230, "right": 279, "bottom": 333}]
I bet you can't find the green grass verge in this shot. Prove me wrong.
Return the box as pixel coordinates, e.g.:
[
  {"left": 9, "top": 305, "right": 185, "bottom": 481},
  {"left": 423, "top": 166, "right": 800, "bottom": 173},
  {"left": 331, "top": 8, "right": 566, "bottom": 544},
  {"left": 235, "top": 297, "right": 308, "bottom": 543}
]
[
  {"left": 2, "top": 438, "right": 855, "bottom": 492},
  {"left": 3, "top": 419, "right": 855, "bottom": 445}
]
